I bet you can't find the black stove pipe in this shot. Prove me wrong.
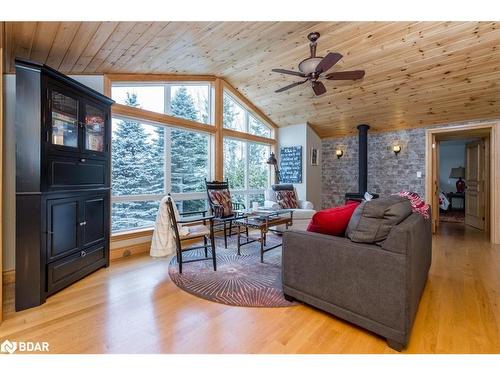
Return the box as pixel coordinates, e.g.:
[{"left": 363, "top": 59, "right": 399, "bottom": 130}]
[
  {"left": 345, "top": 124, "right": 378, "bottom": 202},
  {"left": 357, "top": 124, "right": 370, "bottom": 195}
]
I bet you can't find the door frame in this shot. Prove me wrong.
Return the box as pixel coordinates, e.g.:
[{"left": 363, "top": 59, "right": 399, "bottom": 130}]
[{"left": 425, "top": 122, "right": 500, "bottom": 244}]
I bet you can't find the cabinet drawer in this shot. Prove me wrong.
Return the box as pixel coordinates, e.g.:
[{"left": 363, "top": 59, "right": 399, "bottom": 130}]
[
  {"left": 47, "top": 244, "right": 107, "bottom": 295},
  {"left": 46, "top": 156, "right": 107, "bottom": 189}
]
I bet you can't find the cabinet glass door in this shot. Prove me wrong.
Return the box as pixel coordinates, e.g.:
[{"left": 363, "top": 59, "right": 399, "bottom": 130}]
[
  {"left": 84, "top": 104, "right": 106, "bottom": 153},
  {"left": 51, "top": 90, "right": 79, "bottom": 148}
]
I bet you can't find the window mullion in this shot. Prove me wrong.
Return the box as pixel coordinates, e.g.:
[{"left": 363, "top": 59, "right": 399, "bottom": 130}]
[
  {"left": 245, "top": 140, "right": 250, "bottom": 208},
  {"left": 164, "top": 127, "right": 172, "bottom": 194}
]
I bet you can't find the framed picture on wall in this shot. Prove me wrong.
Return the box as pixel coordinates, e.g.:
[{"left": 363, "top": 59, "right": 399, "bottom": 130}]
[{"left": 310, "top": 148, "right": 318, "bottom": 166}]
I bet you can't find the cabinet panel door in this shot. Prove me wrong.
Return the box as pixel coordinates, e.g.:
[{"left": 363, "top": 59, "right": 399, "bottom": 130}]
[
  {"left": 46, "top": 155, "right": 107, "bottom": 190},
  {"left": 82, "top": 194, "right": 108, "bottom": 248},
  {"left": 82, "top": 101, "right": 108, "bottom": 158},
  {"left": 46, "top": 197, "right": 80, "bottom": 261},
  {"left": 47, "top": 84, "right": 80, "bottom": 154}
]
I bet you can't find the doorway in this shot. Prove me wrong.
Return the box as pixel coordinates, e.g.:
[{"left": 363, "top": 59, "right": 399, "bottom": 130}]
[
  {"left": 425, "top": 123, "right": 500, "bottom": 243},
  {"left": 435, "top": 137, "right": 489, "bottom": 231}
]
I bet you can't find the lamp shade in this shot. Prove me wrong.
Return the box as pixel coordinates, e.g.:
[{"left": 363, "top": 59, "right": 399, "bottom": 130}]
[
  {"left": 449, "top": 167, "right": 465, "bottom": 179},
  {"left": 266, "top": 152, "right": 278, "bottom": 165}
]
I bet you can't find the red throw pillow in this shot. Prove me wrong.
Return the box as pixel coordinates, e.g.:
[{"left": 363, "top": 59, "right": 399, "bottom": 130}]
[{"left": 307, "top": 202, "right": 361, "bottom": 236}]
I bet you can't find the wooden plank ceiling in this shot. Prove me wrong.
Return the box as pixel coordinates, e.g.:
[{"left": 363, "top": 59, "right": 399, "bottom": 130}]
[{"left": 4, "top": 21, "right": 499, "bottom": 138}]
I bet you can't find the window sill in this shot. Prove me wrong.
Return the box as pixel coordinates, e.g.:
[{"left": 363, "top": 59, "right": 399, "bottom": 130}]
[{"left": 111, "top": 227, "right": 154, "bottom": 242}]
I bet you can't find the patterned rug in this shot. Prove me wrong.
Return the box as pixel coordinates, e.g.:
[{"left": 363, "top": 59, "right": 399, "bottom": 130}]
[{"left": 168, "top": 234, "right": 297, "bottom": 308}]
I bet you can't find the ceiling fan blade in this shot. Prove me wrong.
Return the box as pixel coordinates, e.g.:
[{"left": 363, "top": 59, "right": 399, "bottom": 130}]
[
  {"left": 312, "top": 81, "right": 327, "bottom": 96},
  {"left": 315, "top": 52, "right": 343, "bottom": 74},
  {"left": 326, "top": 70, "right": 366, "bottom": 80},
  {"left": 272, "top": 68, "right": 306, "bottom": 78},
  {"left": 275, "top": 80, "right": 308, "bottom": 93}
]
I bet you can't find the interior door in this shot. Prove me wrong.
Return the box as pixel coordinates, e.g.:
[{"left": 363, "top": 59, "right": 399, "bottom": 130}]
[
  {"left": 465, "top": 140, "right": 486, "bottom": 230},
  {"left": 431, "top": 135, "right": 440, "bottom": 233}
]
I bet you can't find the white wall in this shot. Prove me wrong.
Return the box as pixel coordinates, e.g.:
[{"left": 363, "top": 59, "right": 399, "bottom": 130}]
[
  {"left": 278, "top": 124, "right": 307, "bottom": 199},
  {"left": 306, "top": 125, "right": 322, "bottom": 209},
  {"left": 2, "top": 74, "right": 104, "bottom": 272},
  {"left": 439, "top": 140, "right": 468, "bottom": 193},
  {"left": 278, "top": 123, "right": 321, "bottom": 209}
]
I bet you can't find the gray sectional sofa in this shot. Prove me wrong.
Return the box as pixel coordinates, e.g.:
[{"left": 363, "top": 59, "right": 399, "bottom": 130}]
[{"left": 282, "top": 197, "right": 432, "bottom": 351}]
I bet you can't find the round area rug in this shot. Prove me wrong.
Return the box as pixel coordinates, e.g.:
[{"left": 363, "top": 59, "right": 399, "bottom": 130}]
[{"left": 168, "top": 234, "right": 297, "bottom": 307}]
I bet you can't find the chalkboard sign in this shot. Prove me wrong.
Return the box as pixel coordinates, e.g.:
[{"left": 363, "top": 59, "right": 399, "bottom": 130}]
[{"left": 280, "top": 146, "right": 302, "bottom": 183}]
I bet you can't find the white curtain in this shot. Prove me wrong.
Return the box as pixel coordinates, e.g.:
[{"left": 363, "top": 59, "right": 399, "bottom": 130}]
[{"left": 150, "top": 195, "right": 189, "bottom": 258}]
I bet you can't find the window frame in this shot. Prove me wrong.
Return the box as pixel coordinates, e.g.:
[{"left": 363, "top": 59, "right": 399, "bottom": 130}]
[
  {"left": 112, "top": 81, "right": 215, "bottom": 125},
  {"left": 111, "top": 114, "right": 214, "bottom": 233},
  {"left": 105, "top": 75, "right": 278, "bottom": 237},
  {"left": 223, "top": 136, "right": 271, "bottom": 208},
  {"left": 223, "top": 90, "right": 273, "bottom": 138}
]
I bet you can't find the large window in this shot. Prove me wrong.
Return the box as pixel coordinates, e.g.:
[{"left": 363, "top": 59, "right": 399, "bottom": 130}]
[
  {"left": 112, "top": 83, "right": 213, "bottom": 124},
  {"left": 223, "top": 138, "right": 270, "bottom": 208},
  {"left": 110, "top": 80, "right": 275, "bottom": 233},
  {"left": 112, "top": 116, "right": 212, "bottom": 232},
  {"left": 223, "top": 92, "right": 272, "bottom": 138}
]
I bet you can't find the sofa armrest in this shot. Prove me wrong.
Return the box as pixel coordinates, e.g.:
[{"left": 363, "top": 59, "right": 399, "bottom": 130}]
[
  {"left": 264, "top": 200, "right": 280, "bottom": 209},
  {"left": 282, "top": 230, "right": 407, "bottom": 331},
  {"left": 298, "top": 200, "right": 314, "bottom": 210},
  {"left": 381, "top": 213, "right": 432, "bottom": 255}
]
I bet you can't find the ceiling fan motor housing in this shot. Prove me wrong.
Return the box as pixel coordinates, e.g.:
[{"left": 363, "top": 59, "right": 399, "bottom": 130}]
[{"left": 299, "top": 57, "right": 323, "bottom": 75}]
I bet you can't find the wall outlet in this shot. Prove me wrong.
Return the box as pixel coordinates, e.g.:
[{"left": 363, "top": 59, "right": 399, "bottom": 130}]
[{"left": 417, "top": 171, "right": 422, "bottom": 178}]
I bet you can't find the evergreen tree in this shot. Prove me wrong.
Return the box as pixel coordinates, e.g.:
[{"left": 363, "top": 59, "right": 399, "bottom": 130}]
[
  {"left": 170, "top": 87, "right": 208, "bottom": 211},
  {"left": 111, "top": 93, "right": 159, "bottom": 230}
]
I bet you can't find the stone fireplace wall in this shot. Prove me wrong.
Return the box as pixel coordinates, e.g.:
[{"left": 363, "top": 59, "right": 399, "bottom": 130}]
[{"left": 322, "top": 127, "right": 427, "bottom": 208}]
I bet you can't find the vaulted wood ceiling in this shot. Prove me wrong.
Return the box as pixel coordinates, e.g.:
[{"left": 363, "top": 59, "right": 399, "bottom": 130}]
[{"left": 3, "top": 21, "right": 499, "bottom": 137}]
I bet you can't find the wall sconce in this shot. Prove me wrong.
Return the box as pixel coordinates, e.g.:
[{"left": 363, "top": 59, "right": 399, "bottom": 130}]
[
  {"left": 335, "top": 149, "right": 344, "bottom": 159},
  {"left": 393, "top": 145, "right": 402, "bottom": 156}
]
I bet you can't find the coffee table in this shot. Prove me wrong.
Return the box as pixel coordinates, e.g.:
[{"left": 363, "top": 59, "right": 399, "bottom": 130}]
[{"left": 234, "top": 209, "right": 293, "bottom": 263}]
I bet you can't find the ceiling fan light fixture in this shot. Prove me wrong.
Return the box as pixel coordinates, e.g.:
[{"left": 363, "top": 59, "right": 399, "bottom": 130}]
[{"left": 298, "top": 57, "right": 323, "bottom": 75}]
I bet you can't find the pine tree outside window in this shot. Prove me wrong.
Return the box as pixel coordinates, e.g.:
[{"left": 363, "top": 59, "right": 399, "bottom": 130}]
[
  {"left": 111, "top": 88, "right": 213, "bottom": 232},
  {"left": 110, "top": 81, "right": 274, "bottom": 232}
]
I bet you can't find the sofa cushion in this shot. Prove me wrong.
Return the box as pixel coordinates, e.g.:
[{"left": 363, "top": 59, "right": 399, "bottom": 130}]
[
  {"left": 307, "top": 201, "right": 360, "bottom": 236},
  {"left": 346, "top": 196, "right": 413, "bottom": 243},
  {"left": 276, "top": 190, "right": 299, "bottom": 209}
]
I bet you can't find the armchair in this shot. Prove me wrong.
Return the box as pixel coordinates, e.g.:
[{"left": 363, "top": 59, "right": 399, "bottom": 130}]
[{"left": 264, "top": 184, "right": 316, "bottom": 231}]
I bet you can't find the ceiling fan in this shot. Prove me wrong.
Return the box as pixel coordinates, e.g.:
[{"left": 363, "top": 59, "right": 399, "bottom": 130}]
[{"left": 272, "top": 32, "right": 365, "bottom": 96}]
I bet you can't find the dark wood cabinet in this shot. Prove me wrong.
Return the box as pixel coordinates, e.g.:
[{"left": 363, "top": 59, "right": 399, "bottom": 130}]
[{"left": 15, "top": 58, "right": 114, "bottom": 311}]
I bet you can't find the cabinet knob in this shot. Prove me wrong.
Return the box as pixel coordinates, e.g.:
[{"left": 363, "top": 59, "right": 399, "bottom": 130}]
[
  {"left": 79, "top": 221, "right": 87, "bottom": 226},
  {"left": 81, "top": 250, "right": 87, "bottom": 258},
  {"left": 80, "top": 158, "right": 86, "bottom": 163}
]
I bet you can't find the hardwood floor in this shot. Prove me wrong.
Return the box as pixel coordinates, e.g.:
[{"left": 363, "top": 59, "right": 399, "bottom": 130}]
[{"left": 1, "top": 223, "right": 499, "bottom": 354}]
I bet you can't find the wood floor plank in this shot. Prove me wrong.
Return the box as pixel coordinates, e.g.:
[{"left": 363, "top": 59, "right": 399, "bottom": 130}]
[{"left": 1, "top": 223, "right": 499, "bottom": 353}]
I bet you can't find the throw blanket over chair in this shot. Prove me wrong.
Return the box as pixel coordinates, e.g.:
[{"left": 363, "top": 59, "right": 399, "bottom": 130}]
[{"left": 151, "top": 194, "right": 216, "bottom": 273}]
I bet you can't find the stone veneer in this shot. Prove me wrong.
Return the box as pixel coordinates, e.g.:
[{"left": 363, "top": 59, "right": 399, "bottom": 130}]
[
  {"left": 321, "top": 120, "right": 499, "bottom": 208},
  {"left": 322, "top": 127, "right": 426, "bottom": 208}
]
